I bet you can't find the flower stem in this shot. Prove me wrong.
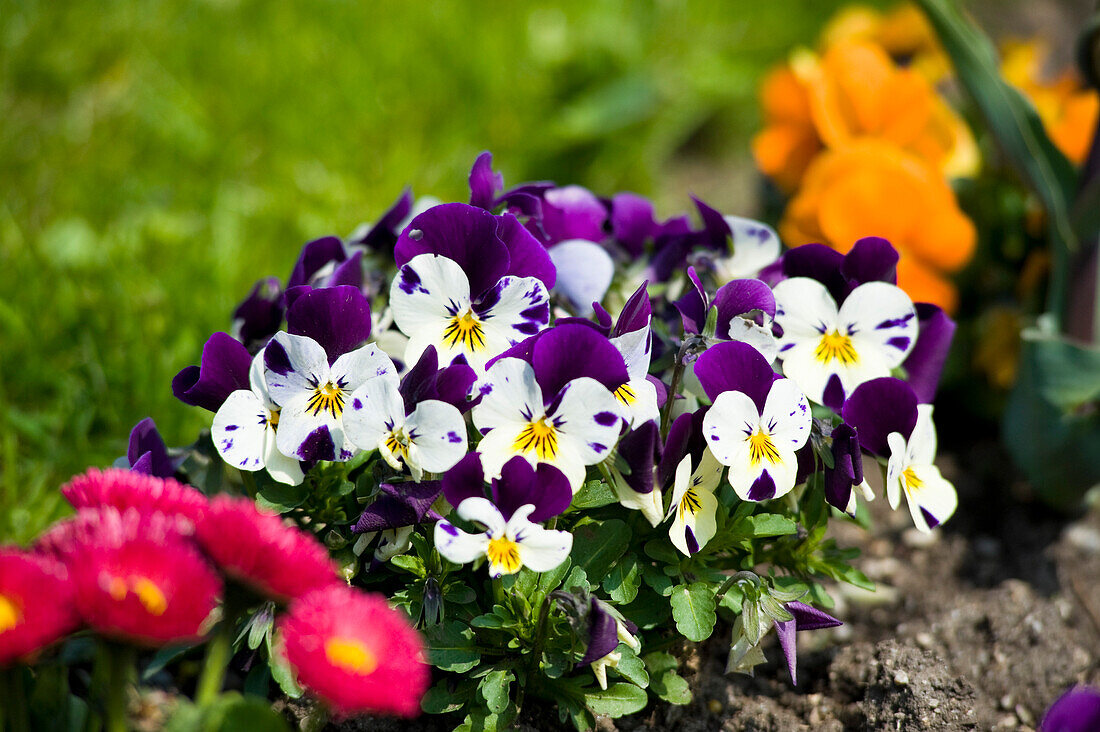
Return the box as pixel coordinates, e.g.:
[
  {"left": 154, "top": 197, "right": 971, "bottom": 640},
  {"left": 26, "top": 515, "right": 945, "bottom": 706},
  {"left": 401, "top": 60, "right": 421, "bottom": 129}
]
[
  {"left": 0, "top": 667, "right": 30, "bottom": 732},
  {"left": 103, "top": 642, "right": 135, "bottom": 732},
  {"left": 195, "top": 600, "right": 240, "bottom": 708}
]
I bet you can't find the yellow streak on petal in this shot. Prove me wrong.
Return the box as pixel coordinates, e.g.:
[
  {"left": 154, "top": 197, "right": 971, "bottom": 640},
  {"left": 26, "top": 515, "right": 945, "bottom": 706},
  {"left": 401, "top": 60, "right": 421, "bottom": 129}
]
[
  {"left": 442, "top": 310, "right": 487, "bottom": 353},
  {"left": 325, "top": 637, "right": 379, "bottom": 675},
  {"left": 748, "top": 430, "right": 782, "bottom": 466},
  {"left": 133, "top": 577, "right": 168, "bottom": 617},
  {"left": 512, "top": 417, "right": 559, "bottom": 461},
  {"left": 613, "top": 383, "right": 637, "bottom": 406},
  {"left": 814, "top": 330, "right": 859, "bottom": 365},
  {"left": 486, "top": 536, "right": 523, "bottom": 575},
  {"left": 0, "top": 594, "right": 22, "bottom": 633}
]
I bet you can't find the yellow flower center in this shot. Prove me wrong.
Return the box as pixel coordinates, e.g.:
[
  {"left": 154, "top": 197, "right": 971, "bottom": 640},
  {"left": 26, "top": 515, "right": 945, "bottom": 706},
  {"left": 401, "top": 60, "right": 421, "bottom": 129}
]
[
  {"left": 106, "top": 575, "right": 168, "bottom": 616},
  {"left": 384, "top": 428, "right": 410, "bottom": 463},
  {"left": 306, "top": 382, "right": 346, "bottom": 418},
  {"left": 0, "top": 594, "right": 22, "bottom": 633},
  {"left": 485, "top": 536, "right": 523, "bottom": 574},
  {"left": 748, "top": 429, "right": 781, "bottom": 466},
  {"left": 443, "top": 309, "right": 487, "bottom": 352},
  {"left": 613, "top": 383, "right": 637, "bottom": 406},
  {"left": 512, "top": 417, "right": 559, "bottom": 460},
  {"left": 325, "top": 637, "right": 378, "bottom": 675},
  {"left": 267, "top": 408, "right": 280, "bottom": 431},
  {"left": 902, "top": 466, "right": 923, "bottom": 495},
  {"left": 814, "top": 330, "right": 859, "bottom": 365},
  {"left": 678, "top": 487, "right": 702, "bottom": 520}
]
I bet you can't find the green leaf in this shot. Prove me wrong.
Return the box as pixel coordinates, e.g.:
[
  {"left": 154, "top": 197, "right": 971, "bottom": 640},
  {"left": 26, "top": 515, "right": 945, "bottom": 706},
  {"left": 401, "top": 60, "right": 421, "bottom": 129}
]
[
  {"left": 642, "top": 538, "right": 681, "bottom": 564},
  {"left": 455, "top": 707, "right": 518, "bottom": 732},
  {"left": 584, "top": 683, "right": 649, "bottom": 718},
  {"left": 642, "top": 651, "right": 678, "bottom": 676},
  {"left": 641, "top": 564, "right": 674, "bottom": 596},
  {"left": 621, "top": 588, "right": 672, "bottom": 627},
  {"left": 265, "top": 633, "right": 302, "bottom": 699},
  {"left": 389, "top": 554, "right": 426, "bottom": 578},
  {"left": 425, "top": 620, "right": 481, "bottom": 673},
  {"left": 604, "top": 554, "right": 641, "bottom": 604},
  {"left": 534, "top": 558, "right": 572, "bottom": 606},
  {"left": 613, "top": 648, "right": 649, "bottom": 688},
  {"left": 670, "top": 582, "right": 717, "bottom": 642},
  {"left": 650, "top": 670, "right": 692, "bottom": 705},
  {"left": 167, "top": 694, "right": 290, "bottom": 732},
  {"left": 478, "top": 669, "right": 514, "bottom": 715},
  {"left": 142, "top": 643, "right": 197, "bottom": 680},
  {"left": 744, "top": 513, "right": 798, "bottom": 537},
  {"left": 254, "top": 479, "right": 307, "bottom": 513},
  {"left": 420, "top": 680, "right": 468, "bottom": 714},
  {"left": 571, "top": 479, "right": 618, "bottom": 509},
  {"left": 571, "top": 519, "right": 630, "bottom": 579}
]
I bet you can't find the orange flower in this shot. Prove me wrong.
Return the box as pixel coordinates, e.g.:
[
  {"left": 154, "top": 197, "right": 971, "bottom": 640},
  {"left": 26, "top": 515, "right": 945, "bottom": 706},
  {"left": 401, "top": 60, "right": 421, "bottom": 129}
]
[
  {"left": 753, "top": 40, "right": 977, "bottom": 191},
  {"left": 1001, "top": 40, "right": 1099, "bottom": 166},
  {"left": 821, "top": 4, "right": 950, "bottom": 83},
  {"left": 780, "top": 139, "right": 976, "bottom": 312}
]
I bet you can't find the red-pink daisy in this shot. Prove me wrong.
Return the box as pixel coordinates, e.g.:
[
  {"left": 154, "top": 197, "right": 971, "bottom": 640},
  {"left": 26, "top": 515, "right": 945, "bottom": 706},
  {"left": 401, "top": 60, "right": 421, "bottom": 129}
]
[
  {"left": 278, "top": 585, "right": 429, "bottom": 718},
  {"left": 35, "top": 506, "right": 192, "bottom": 562},
  {"left": 0, "top": 549, "right": 78, "bottom": 666},
  {"left": 62, "top": 508, "right": 222, "bottom": 646},
  {"left": 61, "top": 467, "right": 208, "bottom": 525},
  {"left": 193, "top": 495, "right": 339, "bottom": 603}
]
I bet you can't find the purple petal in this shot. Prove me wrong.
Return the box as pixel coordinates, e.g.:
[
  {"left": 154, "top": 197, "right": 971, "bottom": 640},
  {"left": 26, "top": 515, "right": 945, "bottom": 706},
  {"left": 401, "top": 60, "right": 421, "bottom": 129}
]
[
  {"left": 442, "top": 453, "right": 487, "bottom": 510},
  {"left": 172, "top": 332, "right": 253, "bottom": 412},
  {"left": 611, "top": 282, "right": 652, "bottom": 339},
  {"left": 657, "top": 410, "right": 708, "bottom": 490},
  {"left": 691, "top": 196, "right": 732, "bottom": 250},
  {"left": 127, "top": 418, "right": 174, "bottom": 478},
  {"left": 496, "top": 213, "right": 556, "bottom": 289},
  {"left": 580, "top": 598, "right": 620, "bottom": 666},
  {"left": 532, "top": 324, "right": 629, "bottom": 398},
  {"left": 775, "top": 616, "right": 799, "bottom": 685},
  {"left": 822, "top": 374, "right": 846, "bottom": 412},
  {"left": 326, "top": 249, "right": 364, "bottom": 289},
  {"left": 781, "top": 243, "right": 848, "bottom": 303},
  {"left": 747, "top": 471, "right": 777, "bottom": 501},
  {"left": 694, "top": 341, "right": 777, "bottom": 410},
  {"left": 354, "top": 481, "right": 444, "bottom": 532},
  {"left": 287, "top": 236, "right": 346, "bottom": 290},
  {"left": 493, "top": 457, "right": 572, "bottom": 523},
  {"left": 787, "top": 601, "right": 843, "bottom": 631},
  {"left": 285, "top": 285, "right": 372, "bottom": 364},
  {"left": 399, "top": 347, "right": 440, "bottom": 411},
  {"left": 673, "top": 266, "right": 708, "bottom": 335},
  {"left": 394, "top": 203, "right": 509, "bottom": 297},
  {"left": 299, "top": 425, "right": 336, "bottom": 462},
  {"left": 469, "top": 152, "right": 504, "bottom": 210},
  {"left": 841, "top": 378, "right": 918, "bottom": 457},
  {"left": 540, "top": 186, "right": 607, "bottom": 245},
  {"left": 1040, "top": 687, "right": 1100, "bottom": 732},
  {"left": 349, "top": 188, "right": 414, "bottom": 253},
  {"left": 618, "top": 421, "right": 658, "bottom": 495},
  {"left": 611, "top": 193, "right": 657, "bottom": 257},
  {"left": 713, "top": 279, "right": 776, "bottom": 339},
  {"left": 824, "top": 423, "right": 862, "bottom": 512},
  {"left": 232, "top": 277, "right": 283, "bottom": 350},
  {"left": 840, "top": 237, "right": 899, "bottom": 290},
  {"left": 903, "top": 304, "right": 956, "bottom": 403}
]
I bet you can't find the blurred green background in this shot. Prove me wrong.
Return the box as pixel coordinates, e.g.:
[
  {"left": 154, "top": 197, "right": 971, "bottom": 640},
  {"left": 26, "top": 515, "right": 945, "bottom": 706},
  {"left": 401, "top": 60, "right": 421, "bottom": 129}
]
[{"left": 1, "top": 0, "right": 909, "bottom": 543}]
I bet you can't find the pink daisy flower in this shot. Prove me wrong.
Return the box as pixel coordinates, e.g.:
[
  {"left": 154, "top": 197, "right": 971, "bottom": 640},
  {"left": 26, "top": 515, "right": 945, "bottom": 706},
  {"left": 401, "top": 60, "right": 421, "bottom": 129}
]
[
  {"left": 193, "top": 495, "right": 339, "bottom": 603},
  {"left": 278, "top": 585, "right": 429, "bottom": 718},
  {"left": 61, "top": 467, "right": 208, "bottom": 525},
  {"left": 35, "top": 507, "right": 192, "bottom": 562},
  {"left": 0, "top": 549, "right": 78, "bottom": 666},
  {"left": 61, "top": 508, "right": 222, "bottom": 646}
]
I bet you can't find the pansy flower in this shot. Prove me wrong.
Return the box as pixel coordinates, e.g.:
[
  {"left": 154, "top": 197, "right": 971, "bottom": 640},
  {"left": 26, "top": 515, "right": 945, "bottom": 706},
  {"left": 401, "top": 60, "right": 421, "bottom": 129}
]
[
  {"left": 666, "top": 447, "right": 724, "bottom": 555},
  {"left": 675, "top": 267, "right": 778, "bottom": 362},
  {"left": 843, "top": 378, "right": 956, "bottom": 531},
  {"left": 709, "top": 215, "right": 782, "bottom": 282},
  {"left": 353, "top": 481, "right": 443, "bottom": 564},
  {"left": 172, "top": 331, "right": 253, "bottom": 412},
  {"left": 471, "top": 325, "right": 626, "bottom": 491},
  {"left": 342, "top": 372, "right": 467, "bottom": 481},
  {"left": 608, "top": 421, "right": 664, "bottom": 527},
  {"left": 697, "top": 341, "right": 812, "bottom": 502},
  {"left": 263, "top": 330, "right": 397, "bottom": 462},
  {"left": 772, "top": 276, "right": 918, "bottom": 409},
  {"left": 212, "top": 350, "right": 304, "bottom": 485},
  {"left": 390, "top": 203, "right": 555, "bottom": 372},
  {"left": 0, "top": 549, "right": 77, "bottom": 665},
  {"left": 605, "top": 284, "right": 661, "bottom": 426},
  {"left": 123, "top": 418, "right": 178, "bottom": 478},
  {"left": 442, "top": 453, "right": 572, "bottom": 525},
  {"left": 434, "top": 497, "right": 572, "bottom": 578}
]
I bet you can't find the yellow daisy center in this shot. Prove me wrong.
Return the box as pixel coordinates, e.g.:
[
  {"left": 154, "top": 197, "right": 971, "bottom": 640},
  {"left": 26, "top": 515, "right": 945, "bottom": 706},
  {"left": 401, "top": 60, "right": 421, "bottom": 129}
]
[
  {"left": 0, "top": 594, "right": 22, "bottom": 633},
  {"left": 106, "top": 575, "right": 168, "bottom": 616},
  {"left": 443, "top": 309, "right": 487, "bottom": 352},
  {"left": 814, "top": 330, "right": 859, "bottom": 365},
  {"left": 613, "top": 383, "right": 637, "bottom": 406},
  {"left": 748, "top": 429, "right": 782, "bottom": 466},
  {"left": 325, "top": 637, "right": 379, "bottom": 675},
  {"left": 485, "top": 536, "right": 523, "bottom": 575},
  {"left": 306, "top": 382, "right": 346, "bottom": 418},
  {"left": 512, "top": 416, "right": 559, "bottom": 460}
]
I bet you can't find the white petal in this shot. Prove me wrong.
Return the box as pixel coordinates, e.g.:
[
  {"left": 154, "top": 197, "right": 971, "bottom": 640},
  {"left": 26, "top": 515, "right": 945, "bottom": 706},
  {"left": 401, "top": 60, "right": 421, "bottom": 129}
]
[
  {"left": 212, "top": 390, "right": 268, "bottom": 471},
  {"left": 666, "top": 454, "right": 693, "bottom": 520},
  {"left": 248, "top": 351, "right": 278, "bottom": 412},
  {"left": 908, "top": 404, "right": 938, "bottom": 466},
  {"left": 669, "top": 468, "right": 719, "bottom": 556},
  {"left": 474, "top": 276, "right": 551, "bottom": 369},
  {"left": 619, "top": 378, "right": 660, "bottom": 428},
  {"left": 841, "top": 282, "right": 918, "bottom": 369},
  {"left": 885, "top": 431, "right": 907, "bottom": 510},
  {"left": 549, "top": 240, "right": 615, "bottom": 315},
  {"left": 727, "top": 316, "right": 780, "bottom": 363},
  {"left": 264, "top": 332, "right": 330, "bottom": 407},
  {"left": 330, "top": 343, "right": 399, "bottom": 394},
  {"left": 456, "top": 497, "right": 507, "bottom": 537},
  {"left": 903, "top": 463, "right": 957, "bottom": 532},
  {"left": 775, "top": 340, "right": 834, "bottom": 406},
  {"left": 471, "top": 358, "right": 544, "bottom": 434},
  {"left": 375, "top": 526, "right": 415, "bottom": 562},
  {"left": 390, "top": 253, "right": 472, "bottom": 344},
  {"left": 702, "top": 390, "right": 759, "bottom": 468},
  {"left": 729, "top": 454, "right": 799, "bottom": 503},
  {"left": 773, "top": 277, "right": 839, "bottom": 345},
  {"left": 274, "top": 391, "right": 354, "bottom": 461},
  {"left": 610, "top": 327, "right": 652, "bottom": 382},
  {"left": 509, "top": 508, "right": 573, "bottom": 572},
  {"left": 343, "top": 378, "right": 405, "bottom": 453},
  {"left": 434, "top": 520, "right": 490, "bottom": 565},
  {"left": 717, "top": 216, "right": 781, "bottom": 279},
  {"left": 405, "top": 399, "right": 469, "bottom": 473},
  {"left": 263, "top": 433, "right": 304, "bottom": 485},
  {"left": 760, "top": 378, "right": 811, "bottom": 451},
  {"left": 373, "top": 329, "right": 410, "bottom": 372},
  {"left": 475, "top": 422, "right": 528, "bottom": 482},
  {"left": 612, "top": 474, "right": 664, "bottom": 527},
  {"left": 550, "top": 377, "right": 624, "bottom": 464}
]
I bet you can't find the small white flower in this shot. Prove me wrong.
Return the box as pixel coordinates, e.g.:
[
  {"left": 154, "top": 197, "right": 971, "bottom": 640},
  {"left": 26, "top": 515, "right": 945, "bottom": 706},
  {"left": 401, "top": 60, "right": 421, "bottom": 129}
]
[
  {"left": 667, "top": 449, "right": 724, "bottom": 556},
  {"left": 886, "top": 405, "right": 957, "bottom": 532},
  {"left": 434, "top": 498, "right": 572, "bottom": 578}
]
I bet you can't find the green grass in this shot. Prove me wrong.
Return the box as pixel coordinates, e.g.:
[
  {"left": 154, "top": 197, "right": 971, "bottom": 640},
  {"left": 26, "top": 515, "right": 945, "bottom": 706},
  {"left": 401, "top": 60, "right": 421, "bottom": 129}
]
[{"left": 0, "top": 0, "right": 885, "bottom": 543}]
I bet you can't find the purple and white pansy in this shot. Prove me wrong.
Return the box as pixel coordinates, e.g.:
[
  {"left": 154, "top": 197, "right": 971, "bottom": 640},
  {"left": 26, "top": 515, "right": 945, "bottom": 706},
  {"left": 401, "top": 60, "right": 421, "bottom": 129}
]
[
  {"left": 263, "top": 331, "right": 398, "bottom": 462},
  {"left": 212, "top": 350, "right": 305, "bottom": 485},
  {"left": 772, "top": 277, "right": 918, "bottom": 409},
  {"left": 711, "top": 215, "right": 782, "bottom": 283},
  {"left": 667, "top": 448, "right": 724, "bottom": 556},
  {"left": 697, "top": 342, "right": 812, "bottom": 503},
  {"left": 433, "top": 497, "right": 573, "bottom": 578}
]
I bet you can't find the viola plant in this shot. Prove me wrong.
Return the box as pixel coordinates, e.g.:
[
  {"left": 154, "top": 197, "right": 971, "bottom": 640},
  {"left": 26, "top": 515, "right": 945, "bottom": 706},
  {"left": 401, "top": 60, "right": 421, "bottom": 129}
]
[{"left": 5, "top": 152, "right": 962, "bottom": 731}]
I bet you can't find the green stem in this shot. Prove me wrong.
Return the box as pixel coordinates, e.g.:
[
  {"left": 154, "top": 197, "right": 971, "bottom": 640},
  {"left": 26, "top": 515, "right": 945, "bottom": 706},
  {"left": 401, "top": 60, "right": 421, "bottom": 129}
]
[
  {"left": 1, "top": 667, "right": 30, "bottom": 732},
  {"left": 104, "top": 643, "right": 135, "bottom": 732},
  {"left": 240, "top": 470, "right": 259, "bottom": 499},
  {"left": 520, "top": 596, "right": 553, "bottom": 716},
  {"left": 195, "top": 600, "right": 240, "bottom": 707},
  {"left": 660, "top": 346, "right": 688, "bottom": 440}
]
